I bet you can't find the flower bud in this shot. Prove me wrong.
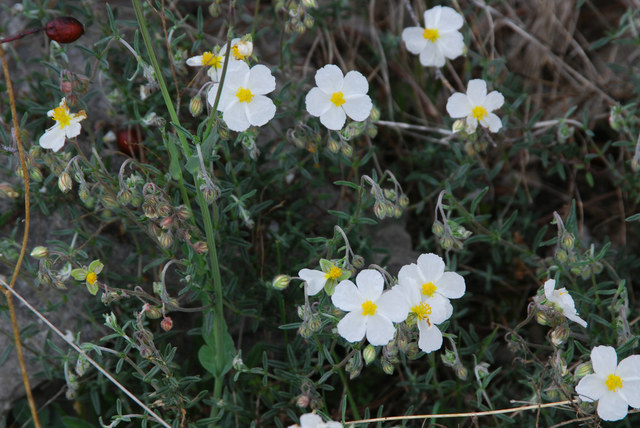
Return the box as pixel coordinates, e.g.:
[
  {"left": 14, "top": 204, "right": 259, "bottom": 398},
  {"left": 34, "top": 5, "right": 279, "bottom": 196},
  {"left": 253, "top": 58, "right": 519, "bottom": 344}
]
[
  {"left": 369, "top": 105, "right": 380, "bottom": 121},
  {"left": 373, "top": 201, "right": 386, "bottom": 219},
  {"left": 560, "top": 233, "right": 574, "bottom": 251},
  {"left": 117, "top": 188, "right": 132, "bottom": 205},
  {"left": 452, "top": 119, "right": 465, "bottom": 133},
  {"left": 159, "top": 232, "right": 173, "bottom": 248},
  {"left": 352, "top": 255, "right": 365, "bottom": 269},
  {"left": 555, "top": 248, "right": 568, "bottom": 263},
  {"left": 298, "top": 324, "right": 312, "bottom": 338},
  {"left": 161, "top": 316, "right": 173, "bottom": 332},
  {"left": 272, "top": 274, "right": 291, "bottom": 290},
  {"left": 102, "top": 194, "right": 119, "bottom": 209},
  {"left": 75, "top": 355, "right": 90, "bottom": 377},
  {"left": 296, "top": 394, "right": 310, "bottom": 408},
  {"left": 189, "top": 96, "right": 204, "bottom": 117},
  {"left": 145, "top": 306, "right": 162, "bottom": 319},
  {"left": 160, "top": 216, "right": 174, "bottom": 229},
  {"left": 0, "top": 183, "right": 19, "bottom": 198},
  {"left": 455, "top": 365, "right": 468, "bottom": 381},
  {"left": 432, "top": 220, "right": 445, "bottom": 237},
  {"left": 381, "top": 360, "right": 394, "bottom": 375},
  {"left": 363, "top": 345, "right": 376, "bottom": 365},
  {"left": 440, "top": 349, "right": 457, "bottom": 367},
  {"left": 550, "top": 326, "right": 569, "bottom": 347},
  {"left": 340, "top": 143, "right": 353, "bottom": 158},
  {"left": 327, "top": 138, "right": 340, "bottom": 153},
  {"left": 30, "top": 246, "right": 49, "bottom": 259},
  {"left": 536, "top": 311, "right": 550, "bottom": 326},
  {"left": 175, "top": 205, "right": 191, "bottom": 221},
  {"left": 308, "top": 316, "right": 322, "bottom": 332},
  {"left": 143, "top": 202, "right": 158, "bottom": 219},
  {"left": 156, "top": 202, "right": 171, "bottom": 218},
  {"left": 440, "top": 236, "right": 454, "bottom": 250},
  {"left": 193, "top": 241, "right": 208, "bottom": 254},
  {"left": 399, "top": 194, "right": 409, "bottom": 208},
  {"left": 45, "top": 17, "right": 85, "bottom": 44},
  {"left": 29, "top": 168, "right": 43, "bottom": 182},
  {"left": 574, "top": 361, "right": 592, "bottom": 380}
]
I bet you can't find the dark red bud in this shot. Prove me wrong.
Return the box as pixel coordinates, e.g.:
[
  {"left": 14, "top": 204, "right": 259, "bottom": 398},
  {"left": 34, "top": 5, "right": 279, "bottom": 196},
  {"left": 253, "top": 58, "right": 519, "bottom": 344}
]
[
  {"left": 116, "top": 127, "right": 142, "bottom": 157},
  {"left": 45, "top": 17, "right": 84, "bottom": 44}
]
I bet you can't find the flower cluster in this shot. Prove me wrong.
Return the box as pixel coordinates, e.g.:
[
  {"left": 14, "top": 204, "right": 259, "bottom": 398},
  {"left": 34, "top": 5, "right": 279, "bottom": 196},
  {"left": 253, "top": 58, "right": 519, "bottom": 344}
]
[{"left": 299, "top": 253, "right": 465, "bottom": 353}]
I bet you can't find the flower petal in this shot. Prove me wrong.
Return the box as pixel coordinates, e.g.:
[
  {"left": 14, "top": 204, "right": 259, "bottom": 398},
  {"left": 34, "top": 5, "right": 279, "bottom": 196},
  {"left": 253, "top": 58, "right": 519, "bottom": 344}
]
[
  {"left": 591, "top": 346, "right": 618, "bottom": 375},
  {"left": 543, "top": 279, "right": 555, "bottom": 299},
  {"left": 576, "top": 374, "right": 608, "bottom": 402},
  {"left": 417, "top": 253, "right": 445, "bottom": 283},
  {"left": 482, "top": 112, "right": 503, "bottom": 132},
  {"left": 64, "top": 121, "right": 82, "bottom": 139},
  {"left": 419, "top": 43, "right": 442, "bottom": 67},
  {"left": 337, "top": 311, "right": 367, "bottom": 342},
  {"left": 417, "top": 321, "right": 443, "bottom": 353},
  {"left": 355, "top": 269, "right": 384, "bottom": 301},
  {"left": 342, "top": 70, "right": 368, "bottom": 96},
  {"left": 298, "top": 269, "right": 326, "bottom": 296},
  {"left": 436, "top": 272, "right": 465, "bottom": 299},
  {"left": 466, "top": 79, "right": 488, "bottom": 105},
  {"left": 423, "top": 6, "right": 442, "bottom": 29},
  {"left": 332, "top": 279, "right": 363, "bottom": 312},
  {"left": 402, "top": 27, "right": 427, "bottom": 55},
  {"left": 342, "top": 94, "right": 372, "bottom": 122},
  {"left": 314, "top": 64, "right": 343, "bottom": 93},
  {"left": 39, "top": 125, "right": 66, "bottom": 152},
  {"left": 186, "top": 55, "right": 204, "bottom": 66},
  {"left": 305, "top": 87, "right": 332, "bottom": 117},
  {"left": 222, "top": 101, "right": 250, "bottom": 132},
  {"left": 247, "top": 64, "right": 276, "bottom": 95},
  {"left": 446, "top": 92, "right": 472, "bottom": 118},
  {"left": 246, "top": 95, "right": 276, "bottom": 127},
  {"left": 484, "top": 90, "right": 505, "bottom": 111},
  {"left": 437, "top": 6, "right": 464, "bottom": 31},
  {"left": 597, "top": 392, "right": 629, "bottom": 421},
  {"left": 299, "top": 413, "right": 323, "bottom": 427},
  {"left": 438, "top": 31, "right": 464, "bottom": 60},
  {"left": 427, "top": 294, "right": 453, "bottom": 324},
  {"left": 377, "top": 288, "right": 409, "bottom": 323},
  {"left": 618, "top": 356, "right": 640, "bottom": 408},
  {"left": 320, "top": 106, "right": 346, "bottom": 130},
  {"left": 365, "top": 314, "right": 395, "bottom": 346}
]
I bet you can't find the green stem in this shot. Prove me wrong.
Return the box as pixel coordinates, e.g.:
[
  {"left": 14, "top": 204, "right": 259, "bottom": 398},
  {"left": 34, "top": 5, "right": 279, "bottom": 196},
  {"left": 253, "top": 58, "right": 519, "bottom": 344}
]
[
  {"left": 332, "top": 351, "right": 360, "bottom": 421},
  {"left": 132, "top": 1, "right": 227, "bottom": 422}
]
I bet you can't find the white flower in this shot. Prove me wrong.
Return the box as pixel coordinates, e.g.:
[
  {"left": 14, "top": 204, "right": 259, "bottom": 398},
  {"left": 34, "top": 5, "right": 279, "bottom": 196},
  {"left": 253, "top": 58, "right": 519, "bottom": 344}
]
[
  {"left": 299, "top": 260, "right": 350, "bottom": 296},
  {"left": 305, "top": 64, "right": 372, "bottom": 131},
  {"left": 397, "top": 253, "right": 466, "bottom": 304},
  {"left": 395, "top": 280, "right": 453, "bottom": 353},
  {"left": 186, "top": 48, "right": 229, "bottom": 82},
  {"left": 207, "top": 61, "right": 276, "bottom": 132},
  {"left": 288, "top": 413, "right": 342, "bottom": 428},
  {"left": 543, "top": 279, "right": 587, "bottom": 327},
  {"left": 331, "top": 269, "right": 408, "bottom": 346},
  {"left": 39, "top": 98, "right": 87, "bottom": 152},
  {"left": 575, "top": 346, "right": 640, "bottom": 421},
  {"left": 446, "top": 79, "right": 504, "bottom": 133},
  {"left": 401, "top": 6, "right": 464, "bottom": 67}
]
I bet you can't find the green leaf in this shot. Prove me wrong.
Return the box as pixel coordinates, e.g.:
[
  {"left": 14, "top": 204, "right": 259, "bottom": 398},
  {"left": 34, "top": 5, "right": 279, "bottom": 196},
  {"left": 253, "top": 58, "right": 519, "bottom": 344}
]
[
  {"left": 185, "top": 155, "right": 201, "bottom": 175},
  {"left": 334, "top": 180, "right": 360, "bottom": 190},
  {"left": 169, "top": 152, "right": 182, "bottom": 180},
  {"left": 71, "top": 269, "right": 87, "bottom": 281},
  {"left": 198, "top": 344, "right": 217, "bottom": 375},
  {"left": 625, "top": 213, "right": 640, "bottom": 222},
  {"left": 199, "top": 314, "right": 236, "bottom": 378}
]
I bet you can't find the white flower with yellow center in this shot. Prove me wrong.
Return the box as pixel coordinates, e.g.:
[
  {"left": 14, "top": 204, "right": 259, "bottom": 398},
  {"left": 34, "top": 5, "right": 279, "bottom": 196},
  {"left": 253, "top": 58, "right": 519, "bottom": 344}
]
[
  {"left": 186, "top": 48, "right": 230, "bottom": 82},
  {"left": 401, "top": 6, "right": 465, "bottom": 67},
  {"left": 395, "top": 278, "right": 452, "bottom": 353},
  {"left": 39, "top": 98, "right": 87, "bottom": 152},
  {"left": 446, "top": 79, "right": 504, "bottom": 133},
  {"left": 543, "top": 279, "right": 587, "bottom": 327},
  {"left": 305, "top": 64, "right": 372, "bottom": 131},
  {"left": 299, "top": 259, "right": 350, "bottom": 296},
  {"left": 331, "top": 269, "right": 408, "bottom": 346},
  {"left": 207, "top": 61, "right": 276, "bottom": 132},
  {"left": 575, "top": 346, "right": 640, "bottom": 421},
  {"left": 398, "top": 253, "right": 465, "bottom": 305}
]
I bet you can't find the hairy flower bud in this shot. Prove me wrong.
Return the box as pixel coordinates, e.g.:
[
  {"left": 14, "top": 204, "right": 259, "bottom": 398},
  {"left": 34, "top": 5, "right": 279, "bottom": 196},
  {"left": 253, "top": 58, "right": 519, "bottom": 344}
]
[
  {"left": 327, "top": 138, "right": 340, "bottom": 153},
  {"left": 363, "top": 345, "right": 376, "bottom": 365},
  {"left": 145, "top": 306, "right": 162, "bottom": 319},
  {"left": 30, "top": 168, "right": 43, "bottom": 182},
  {"left": 432, "top": 220, "right": 445, "bottom": 237},
  {"left": 161, "top": 316, "right": 173, "bottom": 332},
  {"left": 272, "top": 274, "right": 291, "bottom": 290},
  {"left": 30, "top": 246, "right": 49, "bottom": 259},
  {"left": 382, "top": 360, "right": 394, "bottom": 375},
  {"left": 45, "top": 17, "right": 85, "bottom": 43},
  {"left": 193, "top": 241, "right": 208, "bottom": 254},
  {"left": 189, "top": 95, "right": 204, "bottom": 117},
  {"left": 159, "top": 232, "right": 173, "bottom": 248},
  {"left": 117, "top": 188, "right": 132, "bottom": 205}
]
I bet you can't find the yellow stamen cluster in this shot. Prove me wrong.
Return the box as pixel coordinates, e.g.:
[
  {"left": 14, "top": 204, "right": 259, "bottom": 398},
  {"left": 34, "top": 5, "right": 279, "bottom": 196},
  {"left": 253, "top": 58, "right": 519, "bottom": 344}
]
[
  {"left": 52, "top": 102, "right": 72, "bottom": 128},
  {"left": 325, "top": 265, "right": 343, "bottom": 280},
  {"left": 605, "top": 374, "right": 623, "bottom": 392},
  {"left": 421, "top": 281, "right": 437, "bottom": 297},
  {"left": 330, "top": 91, "right": 346, "bottom": 107},
  {"left": 202, "top": 51, "right": 222, "bottom": 68},
  {"left": 423, "top": 28, "right": 440, "bottom": 42},
  {"left": 86, "top": 272, "right": 98, "bottom": 285},
  {"left": 411, "top": 302, "right": 432, "bottom": 321},
  {"left": 236, "top": 88, "right": 254, "bottom": 103},
  {"left": 472, "top": 105, "right": 488, "bottom": 121},
  {"left": 361, "top": 300, "right": 377, "bottom": 316}
]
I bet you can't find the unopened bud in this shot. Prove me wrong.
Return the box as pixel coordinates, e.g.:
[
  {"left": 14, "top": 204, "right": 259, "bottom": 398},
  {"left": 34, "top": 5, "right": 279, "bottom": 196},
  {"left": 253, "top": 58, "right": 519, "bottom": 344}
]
[
  {"left": 75, "top": 356, "right": 90, "bottom": 377},
  {"left": 272, "top": 274, "right": 291, "bottom": 290},
  {"left": 296, "top": 394, "right": 310, "bottom": 408},
  {"left": 399, "top": 194, "right": 409, "bottom": 207},
  {"left": 145, "top": 306, "right": 162, "bottom": 319},
  {"left": 327, "top": 139, "right": 340, "bottom": 153},
  {"left": 30, "top": 168, "right": 43, "bottom": 182},
  {"left": 156, "top": 203, "right": 171, "bottom": 218},
  {"left": 382, "top": 360, "right": 394, "bottom": 375},
  {"left": 440, "top": 236, "right": 454, "bottom": 250},
  {"left": 161, "top": 316, "right": 173, "bottom": 332},
  {"left": 233, "top": 40, "right": 253, "bottom": 59},
  {"left": 308, "top": 316, "right": 322, "bottom": 332},
  {"left": 102, "top": 194, "right": 119, "bottom": 209},
  {"left": 574, "top": 361, "right": 592, "bottom": 379},
  {"left": 298, "top": 324, "right": 312, "bottom": 338},
  {"left": 432, "top": 220, "right": 445, "bottom": 237},
  {"left": 555, "top": 249, "right": 568, "bottom": 263},
  {"left": 160, "top": 216, "right": 174, "bottom": 229},
  {"left": 176, "top": 205, "right": 190, "bottom": 220},
  {"left": 373, "top": 201, "right": 386, "bottom": 219},
  {"left": 536, "top": 311, "right": 550, "bottom": 326},
  {"left": 560, "top": 233, "right": 575, "bottom": 250},
  {"left": 193, "top": 241, "right": 208, "bottom": 254},
  {"left": 45, "top": 17, "right": 85, "bottom": 44},
  {"left": 452, "top": 119, "right": 465, "bottom": 133},
  {"left": 352, "top": 255, "right": 365, "bottom": 269},
  {"left": 159, "top": 232, "right": 173, "bottom": 248},
  {"left": 117, "top": 188, "right": 132, "bottom": 205},
  {"left": 30, "top": 246, "right": 49, "bottom": 259},
  {"left": 369, "top": 105, "right": 380, "bottom": 122},
  {"left": 550, "top": 326, "right": 569, "bottom": 347},
  {"left": 363, "top": 345, "right": 376, "bottom": 365},
  {"left": 455, "top": 365, "right": 468, "bottom": 381},
  {"left": 189, "top": 96, "right": 204, "bottom": 117},
  {"left": 340, "top": 143, "right": 353, "bottom": 158}
]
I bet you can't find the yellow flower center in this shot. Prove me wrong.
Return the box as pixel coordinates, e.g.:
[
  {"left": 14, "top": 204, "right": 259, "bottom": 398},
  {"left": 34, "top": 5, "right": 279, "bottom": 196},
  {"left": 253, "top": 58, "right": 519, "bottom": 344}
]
[
  {"left": 330, "top": 91, "right": 346, "bottom": 107},
  {"left": 411, "top": 302, "right": 432, "bottom": 321},
  {"left": 361, "top": 300, "right": 377, "bottom": 316},
  {"left": 202, "top": 51, "right": 222, "bottom": 68},
  {"left": 86, "top": 272, "right": 98, "bottom": 285},
  {"left": 423, "top": 28, "right": 440, "bottom": 42},
  {"left": 231, "top": 45, "right": 243, "bottom": 60},
  {"left": 325, "top": 266, "right": 342, "bottom": 280},
  {"left": 421, "top": 282, "right": 437, "bottom": 297},
  {"left": 472, "top": 105, "right": 488, "bottom": 121},
  {"left": 605, "top": 374, "right": 623, "bottom": 392},
  {"left": 52, "top": 104, "right": 72, "bottom": 128},
  {"left": 236, "top": 87, "right": 254, "bottom": 103}
]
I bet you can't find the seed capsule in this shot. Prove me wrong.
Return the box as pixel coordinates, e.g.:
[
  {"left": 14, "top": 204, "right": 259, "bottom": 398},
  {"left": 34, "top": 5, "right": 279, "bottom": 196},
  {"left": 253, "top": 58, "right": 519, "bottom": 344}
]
[{"left": 45, "top": 17, "right": 85, "bottom": 44}]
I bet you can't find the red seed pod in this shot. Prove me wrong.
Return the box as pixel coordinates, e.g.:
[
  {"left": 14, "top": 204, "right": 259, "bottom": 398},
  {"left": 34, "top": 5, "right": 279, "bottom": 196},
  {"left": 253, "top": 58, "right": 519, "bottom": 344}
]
[
  {"left": 45, "top": 17, "right": 85, "bottom": 44},
  {"left": 116, "top": 127, "right": 142, "bottom": 157},
  {"left": 161, "top": 316, "right": 173, "bottom": 332}
]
